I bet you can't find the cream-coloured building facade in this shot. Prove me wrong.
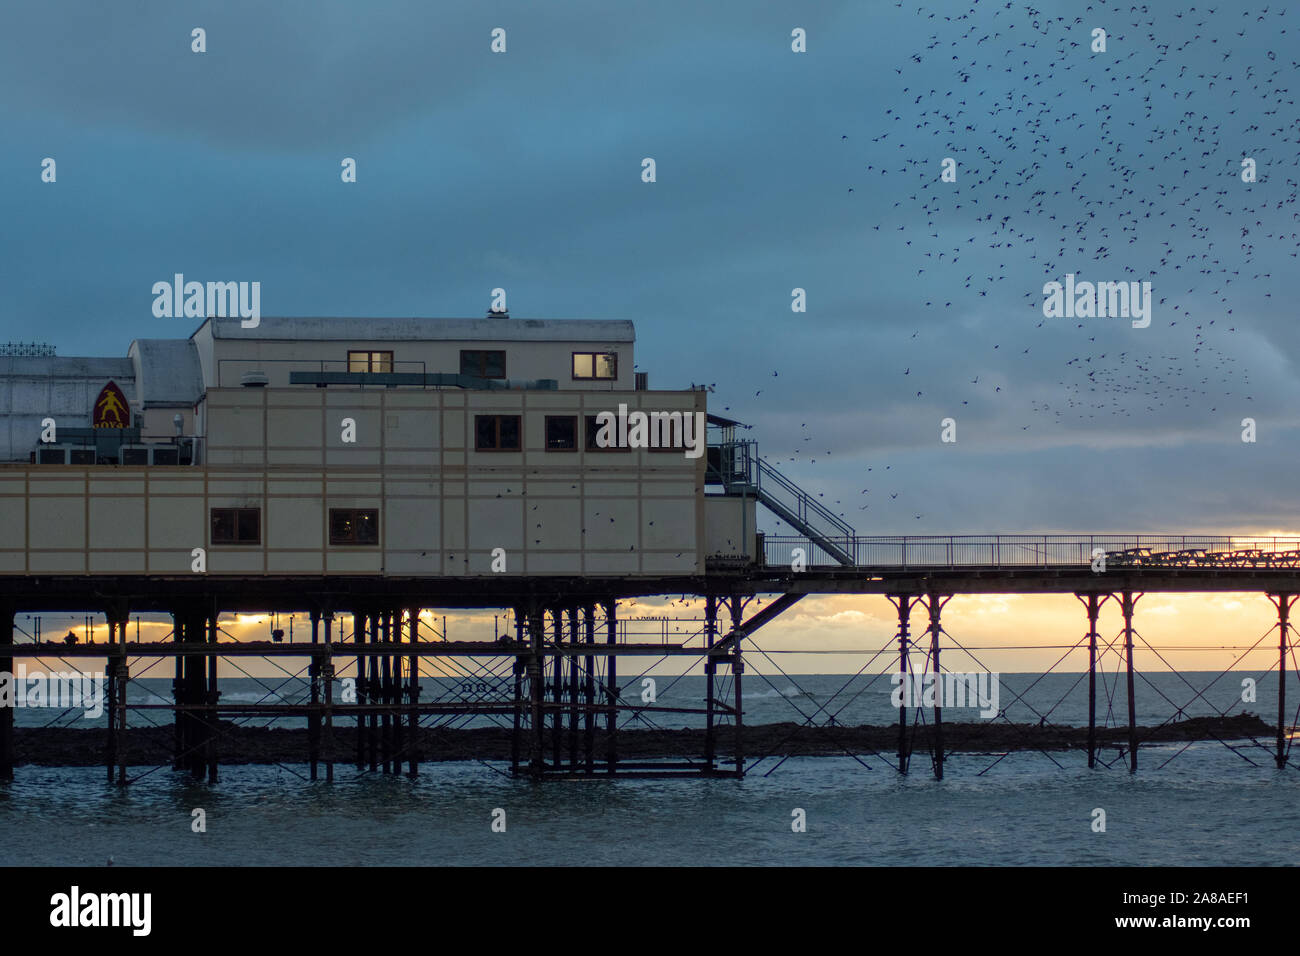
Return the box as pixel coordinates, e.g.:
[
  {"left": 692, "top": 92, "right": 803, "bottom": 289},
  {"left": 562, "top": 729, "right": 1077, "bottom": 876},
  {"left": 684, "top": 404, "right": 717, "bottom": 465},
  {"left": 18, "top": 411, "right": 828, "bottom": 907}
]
[{"left": 0, "top": 317, "right": 756, "bottom": 578}]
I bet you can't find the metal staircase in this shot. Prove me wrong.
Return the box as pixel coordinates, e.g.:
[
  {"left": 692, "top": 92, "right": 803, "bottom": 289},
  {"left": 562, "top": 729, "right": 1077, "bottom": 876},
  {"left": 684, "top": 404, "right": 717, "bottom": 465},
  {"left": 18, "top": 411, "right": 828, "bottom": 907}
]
[{"left": 707, "top": 441, "right": 856, "bottom": 566}]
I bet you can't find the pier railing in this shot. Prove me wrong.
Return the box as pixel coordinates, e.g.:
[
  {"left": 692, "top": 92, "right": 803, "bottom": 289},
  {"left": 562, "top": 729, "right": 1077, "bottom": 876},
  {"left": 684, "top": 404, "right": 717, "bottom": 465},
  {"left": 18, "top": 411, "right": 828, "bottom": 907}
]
[{"left": 760, "top": 534, "right": 1300, "bottom": 570}]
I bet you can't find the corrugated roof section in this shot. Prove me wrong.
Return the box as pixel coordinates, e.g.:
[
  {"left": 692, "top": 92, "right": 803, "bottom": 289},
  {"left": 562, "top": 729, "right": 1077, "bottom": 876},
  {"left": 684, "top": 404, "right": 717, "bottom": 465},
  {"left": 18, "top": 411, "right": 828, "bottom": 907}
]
[
  {"left": 129, "top": 339, "right": 203, "bottom": 406},
  {"left": 199, "top": 316, "right": 636, "bottom": 343}
]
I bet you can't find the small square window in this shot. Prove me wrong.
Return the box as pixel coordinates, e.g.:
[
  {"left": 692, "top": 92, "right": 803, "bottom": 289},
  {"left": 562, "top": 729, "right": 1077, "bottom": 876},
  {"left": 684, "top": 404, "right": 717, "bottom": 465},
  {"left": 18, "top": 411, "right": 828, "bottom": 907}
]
[
  {"left": 211, "top": 507, "right": 260, "bottom": 545},
  {"left": 461, "top": 350, "right": 507, "bottom": 378},
  {"left": 330, "top": 508, "right": 379, "bottom": 546},
  {"left": 545, "top": 416, "right": 577, "bottom": 451},
  {"left": 475, "top": 415, "right": 522, "bottom": 451}
]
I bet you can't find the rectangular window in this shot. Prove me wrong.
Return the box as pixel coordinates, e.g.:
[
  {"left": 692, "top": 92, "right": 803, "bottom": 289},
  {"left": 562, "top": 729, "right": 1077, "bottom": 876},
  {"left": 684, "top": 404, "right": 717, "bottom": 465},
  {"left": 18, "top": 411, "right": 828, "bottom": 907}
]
[
  {"left": 572, "top": 352, "right": 618, "bottom": 380},
  {"left": 475, "top": 414, "right": 521, "bottom": 451},
  {"left": 585, "top": 415, "right": 629, "bottom": 452},
  {"left": 347, "top": 350, "right": 394, "bottom": 373},
  {"left": 329, "top": 508, "right": 379, "bottom": 545},
  {"left": 460, "top": 349, "right": 507, "bottom": 378},
  {"left": 545, "top": 415, "right": 578, "bottom": 451},
  {"left": 211, "top": 507, "right": 260, "bottom": 545}
]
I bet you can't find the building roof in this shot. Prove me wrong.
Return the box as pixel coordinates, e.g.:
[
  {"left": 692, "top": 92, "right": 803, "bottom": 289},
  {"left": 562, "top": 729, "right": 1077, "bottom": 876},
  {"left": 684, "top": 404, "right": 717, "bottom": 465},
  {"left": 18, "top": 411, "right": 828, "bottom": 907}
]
[
  {"left": 0, "top": 355, "right": 135, "bottom": 382},
  {"left": 0, "top": 357, "right": 137, "bottom": 461},
  {"left": 128, "top": 339, "right": 203, "bottom": 406},
  {"left": 194, "top": 316, "right": 636, "bottom": 343}
]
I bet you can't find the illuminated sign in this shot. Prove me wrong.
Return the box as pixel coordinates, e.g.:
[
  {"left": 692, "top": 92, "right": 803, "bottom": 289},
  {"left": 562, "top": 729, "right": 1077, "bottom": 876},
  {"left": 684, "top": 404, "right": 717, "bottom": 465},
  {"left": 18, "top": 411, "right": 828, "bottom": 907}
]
[{"left": 92, "top": 381, "right": 130, "bottom": 428}]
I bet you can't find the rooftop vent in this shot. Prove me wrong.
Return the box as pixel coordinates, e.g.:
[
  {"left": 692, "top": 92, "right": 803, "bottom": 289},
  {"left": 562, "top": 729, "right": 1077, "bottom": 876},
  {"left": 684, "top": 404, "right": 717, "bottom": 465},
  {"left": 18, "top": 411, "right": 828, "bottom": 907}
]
[
  {"left": 240, "top": 371, "right": 269, "bottom": 387},
  {"left": 487, "top": 307, "right": 509, "bottom": 319}
]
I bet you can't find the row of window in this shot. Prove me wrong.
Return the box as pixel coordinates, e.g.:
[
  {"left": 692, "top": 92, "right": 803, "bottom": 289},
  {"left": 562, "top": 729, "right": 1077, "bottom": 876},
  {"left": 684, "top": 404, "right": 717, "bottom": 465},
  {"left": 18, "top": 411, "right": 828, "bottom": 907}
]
[
  {"left": 211, "top": 507, "right": 377, "bottom": 546},
  {"left": 476, "top": 414, "right": 683, "bottom": 452},
  {"left": 346, "top": 350, "right": 618, "bottom": 381}
]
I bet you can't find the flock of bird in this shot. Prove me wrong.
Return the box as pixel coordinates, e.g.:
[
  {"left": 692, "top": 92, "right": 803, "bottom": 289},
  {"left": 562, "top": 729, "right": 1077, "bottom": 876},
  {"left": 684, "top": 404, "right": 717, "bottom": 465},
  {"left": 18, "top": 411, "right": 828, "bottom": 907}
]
[{"left": 743, "top": 1, "right": 1297, "bottom": 529}]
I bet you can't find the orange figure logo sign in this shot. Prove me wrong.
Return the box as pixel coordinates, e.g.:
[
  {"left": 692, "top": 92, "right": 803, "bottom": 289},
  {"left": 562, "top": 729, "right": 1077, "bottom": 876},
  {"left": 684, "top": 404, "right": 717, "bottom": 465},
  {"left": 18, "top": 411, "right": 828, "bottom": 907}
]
[{"left": 93, "top": 381, "right": 129, "bottom": 428}]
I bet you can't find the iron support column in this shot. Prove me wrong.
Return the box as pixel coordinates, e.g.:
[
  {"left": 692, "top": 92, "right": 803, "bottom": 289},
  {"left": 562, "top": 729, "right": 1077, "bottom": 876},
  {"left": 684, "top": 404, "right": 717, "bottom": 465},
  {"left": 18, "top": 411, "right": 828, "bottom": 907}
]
[
  {"left": 551, "top": 608, "right": 563, "bottom": 769},
  {"left": 890, "top": 595, "right": 914, "bottom": 774},
  {"left": 1120, "top": 590, "right": 1141, "bottom": 773},
  {"left": 527, "top": 605, "right": 546, "bottom": 777},
  {"left": 704, "top": 594, "right": 717, "bottom": 774},
  {"left": 926, "top": 593, "right": 949, "bottom": 780},
  {"left": 309, "top": 609, "right": 320, "bottom": 780},
  {"left": 1077, "top": 593, "right": 1107, "bottom": 769},
  {"left": 511, "top": 606, "right": 523, "bottom": 776},
  {"left": 604, "top": 600, "right": 617, "bottom": 774},
  {"left": 568, "top": 606, "right": 580, "bottom": 771},
  {"left": 584, "top": 604, "right": 596, "bottom": 774},
  {"left": 206, "top": 610, "right": 218, "bottom": 783},
  {"left": 0, "top": 603, "right": 13, "bottom": 780},
  {"left": 354, "top": 610, "right": 365, "bottom": 771},
  {"left": 323, "top": 611, "right": 335, "bottom": 782},
  {"left": 408, "top": 606, "right": 420, "bottom": 778},
  {"left": 730, "top": 597, "right": 744, "bottom": 777},
  {"left": 1270, "top": 594, "right": 1294, "bottom": 769}
]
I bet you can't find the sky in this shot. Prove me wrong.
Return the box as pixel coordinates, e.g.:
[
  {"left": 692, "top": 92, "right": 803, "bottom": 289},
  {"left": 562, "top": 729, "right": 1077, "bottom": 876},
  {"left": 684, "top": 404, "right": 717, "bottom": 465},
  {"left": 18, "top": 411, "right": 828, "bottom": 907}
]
[{"left": 4, "top": 0, "right": 1299, "bottom": 675}]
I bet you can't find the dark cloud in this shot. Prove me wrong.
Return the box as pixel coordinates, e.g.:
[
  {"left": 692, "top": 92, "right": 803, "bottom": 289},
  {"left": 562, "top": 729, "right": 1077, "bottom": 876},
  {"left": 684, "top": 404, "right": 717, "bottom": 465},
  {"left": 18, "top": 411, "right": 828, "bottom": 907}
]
[{"left": 3, "top": 0, "right": 1297, "bottom": 533}]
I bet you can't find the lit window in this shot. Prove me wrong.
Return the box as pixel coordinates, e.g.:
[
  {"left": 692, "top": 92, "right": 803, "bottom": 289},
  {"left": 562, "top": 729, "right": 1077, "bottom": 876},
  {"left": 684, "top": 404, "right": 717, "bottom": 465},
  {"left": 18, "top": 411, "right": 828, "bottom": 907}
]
[
  {"left": 348, "top": 350, "right": 394, "bottom": 373},
  {"left": 572, "top": 352, "right": 617, "bottom": 380}
]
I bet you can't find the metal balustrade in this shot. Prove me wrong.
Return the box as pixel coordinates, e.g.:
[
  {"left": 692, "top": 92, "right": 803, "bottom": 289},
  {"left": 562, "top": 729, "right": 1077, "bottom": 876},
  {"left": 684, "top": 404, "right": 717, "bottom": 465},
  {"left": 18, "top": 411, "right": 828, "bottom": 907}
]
[{"left": 759, "top": 534, "right": 1300, "bottom": 570}]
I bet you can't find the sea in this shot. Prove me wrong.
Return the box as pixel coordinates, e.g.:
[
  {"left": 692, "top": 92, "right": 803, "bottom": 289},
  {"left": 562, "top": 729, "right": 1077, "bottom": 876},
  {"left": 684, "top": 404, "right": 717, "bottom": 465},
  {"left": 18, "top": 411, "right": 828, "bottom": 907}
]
[{"left": 2, "top": 672, "right": 1297, "bottom": 866}]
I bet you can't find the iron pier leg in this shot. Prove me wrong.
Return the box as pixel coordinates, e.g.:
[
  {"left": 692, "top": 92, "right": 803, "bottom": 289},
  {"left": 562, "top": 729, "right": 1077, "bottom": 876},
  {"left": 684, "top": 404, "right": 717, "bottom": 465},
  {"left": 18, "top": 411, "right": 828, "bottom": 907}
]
[
  {"left": 323, "top": 612, "right": 335, "bottom": 783},
  {"left": 511, "top": 606, "right": 523, "bottom": 776},
  {"left": 552, "top": 608, "right": 563, "bottom": 770},
  {"left": 206, "top": 611, "right": 218, "bottom": 783},
  {"left": 408, "top": 606, "right": 419, "bottom": 778},
  {"left": 354, "top": 610, "right": 365, "bottom": 771},
  {"left": 1078, "top": 593, "right": 1105, "bottom": 769},
  {"left": 891, "top": 595, "right": 914, "bottom": 774},
  {"left": 106, "top": 624, "right": 116, "bottom": 785},
  {"left": 385, "top": 611, "right": 393, "bottom": 771},
  {"left": 729, "top": 597, "right": 744, "bottom": 778},
  {"left": 1272, "top": 594, "right": 1294, "bottom": 769},
  {"left": 604, "top": 599, "right": 617, "bottom": 774},
  {"left": 368, "top": 612, "right": 379, "bottom": 774},
  {"left": 705, "top": 594, "right": 717, "bottom": 774},
  {"left": 527, "top": 606, "right": 546, "bottom": 778},
  {"left": 182, "top": 612, "right": 206, "bottom": 778},
  {"left": 309, "top": 610, "right": 320, "bottom": 780},
  {"left": 1120, "top": 591, "right": 1141, "bottom": 773},
  {"left": 382, "top": 610, "right": 393, "bottom": 774},
  {"left": 172, "top": 611, "right": 183, "bottom": 770},
  {"left": 568, "top": 606, "right": 579, "bottom": 771},
  {"left": 114, "top": 620, "right": 129, "bottom": 785},
  {"left": 0, "top": 603, "right": 13, "bottom": 780},
  {"left": 927, "top": 593, "right": 949, "bottom": 781},
  {"left": 584, "top": 604, "right": 596, "bottom": 774},
  {"left": 380, "top": 611, "right": 390, "bottom": 774}
]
